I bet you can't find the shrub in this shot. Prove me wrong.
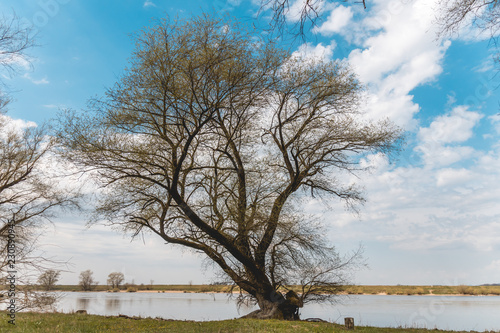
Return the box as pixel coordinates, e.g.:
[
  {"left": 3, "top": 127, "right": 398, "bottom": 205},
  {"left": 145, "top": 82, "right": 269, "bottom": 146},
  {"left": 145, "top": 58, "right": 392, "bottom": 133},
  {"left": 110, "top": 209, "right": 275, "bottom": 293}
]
[
  {"left": 414, "top": 287, "right": 425, "bottom": 295},
  {"left": 456, "top": 285, "right": 476, "bottom": 295}
]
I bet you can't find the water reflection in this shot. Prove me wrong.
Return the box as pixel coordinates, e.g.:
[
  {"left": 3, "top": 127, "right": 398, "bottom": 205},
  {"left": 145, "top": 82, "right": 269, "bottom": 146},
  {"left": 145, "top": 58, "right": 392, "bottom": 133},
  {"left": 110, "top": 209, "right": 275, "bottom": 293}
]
[
  {"left": 105, "top": 298, "right": 121, "bottom": 312},
  {"left": 76, "top": 297, "right": 90, "bottom": 310},
  {"left": 56, "top": 293, "right": 500, "bottom": 332}
]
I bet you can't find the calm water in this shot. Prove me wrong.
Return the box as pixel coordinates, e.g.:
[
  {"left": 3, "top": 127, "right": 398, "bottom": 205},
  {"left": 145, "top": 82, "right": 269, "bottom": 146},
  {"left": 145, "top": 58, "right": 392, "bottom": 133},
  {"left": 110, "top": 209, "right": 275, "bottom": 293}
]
[{"left": 54, "top": 292, "right": 500, "bottom": 332}]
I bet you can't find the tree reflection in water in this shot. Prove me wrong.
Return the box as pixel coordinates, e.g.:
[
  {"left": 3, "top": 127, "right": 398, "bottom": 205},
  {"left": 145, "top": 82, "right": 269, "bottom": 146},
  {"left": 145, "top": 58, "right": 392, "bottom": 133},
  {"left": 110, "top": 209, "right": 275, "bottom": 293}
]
[{"left": 106, "top": 298, "right": 121, "bottom": 312}]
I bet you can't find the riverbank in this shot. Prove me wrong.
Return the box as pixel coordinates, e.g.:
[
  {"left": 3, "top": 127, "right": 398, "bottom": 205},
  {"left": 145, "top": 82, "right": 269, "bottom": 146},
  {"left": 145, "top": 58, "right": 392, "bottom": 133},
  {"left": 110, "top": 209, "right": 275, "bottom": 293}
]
[
  {"left": 45, "top": 284, "right": 500, "bottom": 296},
  {"left": 1, "top": 312, "right": 498, "bottom": 333}
]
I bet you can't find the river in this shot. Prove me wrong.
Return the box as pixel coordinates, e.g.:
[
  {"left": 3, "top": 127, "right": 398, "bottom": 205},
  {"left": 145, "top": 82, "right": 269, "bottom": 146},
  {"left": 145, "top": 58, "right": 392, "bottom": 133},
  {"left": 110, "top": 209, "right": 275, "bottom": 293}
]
[{"left": 53, "top": 292, "right": 499, "bottom": 332}]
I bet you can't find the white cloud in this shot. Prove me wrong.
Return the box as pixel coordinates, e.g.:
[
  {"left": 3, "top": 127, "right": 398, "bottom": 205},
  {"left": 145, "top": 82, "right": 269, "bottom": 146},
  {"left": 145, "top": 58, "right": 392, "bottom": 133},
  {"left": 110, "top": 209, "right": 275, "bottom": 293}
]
[
  {"left": 327, "top": 131, "right": 500, "bottom": 253},
  {"left": 23, "top": 73, "right": 49, "bottom": 85},
  {"left": 313, "top": 5, "right": 353, "bottom": 35},
  {"left": 348, "top": 0, "right": 445, "bottom": 84},
  {"left": 473, "top": 58, "right": 495, "bottom": 73},
  {"left": 291, "top": 42, "right": 335, "bottom": 62},
  {"left": 342, "top": 0, "right": 450, "bottom": 130},
  {"left": 435, "top": 168, "right": 474, "bottom": 187},
  {"left": 0, "top": 113, "right": 37, "bottom": 139},
  {"left": 41, "top": 218, "right": 212, "bottom": 285},
  {"left": 486, "top": 259, "right": 500, "bottom": 271},
  {"left": 43, "top": 104, "right": 62, "bottom": 109},
  {"left": 414, "top": 106, "right": 483, "bottom": 167},
  {"left": 0, "top": 53, "right": 31, "bottom": 72},
  {"left": 328, "top": 149, "right": 500, "bottom": 253},
  {"left": 143, "top": 1, "right": 156, "bottom": 8},
  {"left": 489, "top": 113, "right": 500, "bottom": 134},
  {"left": 418, "top": 106, "right": 483, "bottom": 144}
]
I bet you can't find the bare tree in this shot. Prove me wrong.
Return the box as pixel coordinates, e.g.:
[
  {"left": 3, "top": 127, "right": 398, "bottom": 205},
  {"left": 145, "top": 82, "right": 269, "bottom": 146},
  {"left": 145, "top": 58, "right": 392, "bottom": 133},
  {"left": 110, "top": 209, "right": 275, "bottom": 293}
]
[
  {"left": 57, "top": 15, "right": 401, "bottom": 319},
  {"left": 435, "top": 1, "right": 500, "bottom": 84},
  {"left": 107, "top": 272, "right": 125, "bottom": 289},
  {"left": 0, "top": 12, "right": 35, "bottom": 78},
  {"left": 0, "top": 14, "right": 76, "bottom": 311},
  {"left": 37, "top": 269, "right": 61, "bottom": 291},
  {"left": 79, "top": 270, "right": 98, "bottom": 291},
  {"left": 436, "top": 0, "right": 500, "bottom": 38}
]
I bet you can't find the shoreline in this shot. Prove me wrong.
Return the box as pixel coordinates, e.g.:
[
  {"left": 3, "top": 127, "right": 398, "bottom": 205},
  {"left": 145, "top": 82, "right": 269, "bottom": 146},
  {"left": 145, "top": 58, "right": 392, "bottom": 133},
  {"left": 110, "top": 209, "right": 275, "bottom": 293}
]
[
  {"left": 30, "top": 284, "right": 499, "bottom": 296},
  {"left": 51, "top": 289, "right": 500, "bottom": 297}
]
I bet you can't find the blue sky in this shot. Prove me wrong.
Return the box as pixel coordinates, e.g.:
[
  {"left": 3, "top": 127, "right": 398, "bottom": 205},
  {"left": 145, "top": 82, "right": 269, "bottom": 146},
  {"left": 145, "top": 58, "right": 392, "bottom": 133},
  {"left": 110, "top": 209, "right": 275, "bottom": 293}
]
[{"left": 1, "top": 0, "right": 499, "bottom": 286}]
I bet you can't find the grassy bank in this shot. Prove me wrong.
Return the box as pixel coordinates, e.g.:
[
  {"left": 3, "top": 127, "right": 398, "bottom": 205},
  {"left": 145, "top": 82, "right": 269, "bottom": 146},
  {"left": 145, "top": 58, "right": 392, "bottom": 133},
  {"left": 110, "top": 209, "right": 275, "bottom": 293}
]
[
  {"left": 342, "top": 285, "right": 500, "bottom": 296},
  {"left": 44, "top": 284, "right": 500, "bottom": 296},
  {"left": 1, "top": 312, "right": 497, "bottom": 333},
  {"left": 49, "top": 284, "right": 237, "bottom": 293}
]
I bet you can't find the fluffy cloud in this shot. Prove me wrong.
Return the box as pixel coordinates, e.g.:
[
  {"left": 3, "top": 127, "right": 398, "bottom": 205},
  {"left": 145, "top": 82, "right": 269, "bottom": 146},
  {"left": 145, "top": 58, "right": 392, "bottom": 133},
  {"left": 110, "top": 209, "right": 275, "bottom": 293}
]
[
  {"left": 341, "top": 0, "right": 450, "bottom": 129},
  {"left": 327, "top": 143, "right": 500, "bottom": 253},
  {"left": 0, "top": 112, "right": 37, "bottom": 137},
  {"left": 313, "top": 5, "right": 353, "bottom": 35},
  {"left": 348, "top": 0, "right": 446, "bottom": 84},
  {"left": 291, "top": 42, "right": 336, "bottom": 62},
  {"left": 416, "top": 106, "right": 483, "bottom": 167},
  {"left": 418, "top": 106, "right": 483, "bottom": 144},
  {"left": 490, "top": 113, "right": 500, "bottom": 134}
]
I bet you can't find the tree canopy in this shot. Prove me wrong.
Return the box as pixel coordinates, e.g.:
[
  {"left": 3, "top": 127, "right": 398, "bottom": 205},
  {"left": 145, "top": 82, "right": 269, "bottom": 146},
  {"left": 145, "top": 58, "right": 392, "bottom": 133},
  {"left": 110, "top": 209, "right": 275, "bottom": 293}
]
[
  {"left": 79, "top": 270, "right": 98, "bottom": 291},
  {"left": 107, "top": 272, "right": 125, "bottom": 289},
  {"left": 57, "top": 15, "right": 401, "bottom": 319},
  {"left": 37, "top": 269, "right": 61, "bottom": 291}
]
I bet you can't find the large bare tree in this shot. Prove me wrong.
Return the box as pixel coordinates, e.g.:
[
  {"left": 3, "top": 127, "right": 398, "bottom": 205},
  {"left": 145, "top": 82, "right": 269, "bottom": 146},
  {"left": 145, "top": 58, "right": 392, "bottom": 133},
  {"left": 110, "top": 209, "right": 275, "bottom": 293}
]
[{"left": 57, "top": 15, "right": 401, "bottom": 319}]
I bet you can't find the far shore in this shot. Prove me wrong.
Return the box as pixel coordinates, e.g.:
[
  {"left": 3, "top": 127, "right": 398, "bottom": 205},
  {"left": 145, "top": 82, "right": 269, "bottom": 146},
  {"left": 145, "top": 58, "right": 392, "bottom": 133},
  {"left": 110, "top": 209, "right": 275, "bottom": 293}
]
[
  {"left": 129, "top": 290, "right": 500, "bottom": 297},
  {"left": 34, "top": 284, "right": 500, "bottom": 297}
]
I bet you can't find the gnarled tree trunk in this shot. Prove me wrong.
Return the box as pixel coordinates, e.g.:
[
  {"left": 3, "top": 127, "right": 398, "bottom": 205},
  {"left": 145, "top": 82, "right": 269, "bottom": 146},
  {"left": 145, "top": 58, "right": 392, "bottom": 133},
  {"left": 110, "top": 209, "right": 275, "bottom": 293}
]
[{"left": 242, "top": 290, "right": 302, "bottom": 320}]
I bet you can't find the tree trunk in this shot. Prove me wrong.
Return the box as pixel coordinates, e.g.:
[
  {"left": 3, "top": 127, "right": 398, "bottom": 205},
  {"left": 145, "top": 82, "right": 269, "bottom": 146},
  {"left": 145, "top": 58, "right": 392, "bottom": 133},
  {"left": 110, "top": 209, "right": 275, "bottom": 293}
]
[{"left": 242, "top": 291, "right": 301, "bottom": 320}]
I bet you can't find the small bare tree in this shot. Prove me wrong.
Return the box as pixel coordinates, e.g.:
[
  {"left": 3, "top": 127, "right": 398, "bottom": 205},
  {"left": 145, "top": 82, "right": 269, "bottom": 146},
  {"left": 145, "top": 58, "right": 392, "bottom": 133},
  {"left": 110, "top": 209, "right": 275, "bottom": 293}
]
[
  {"left": 79, "top": 270, "right": 98, "bottom": 291},
  {"left": 107, "top": 272, "right": 125, "bottom": 289},
  {"left": 57, "top": 15, "right": 401, "bottom": 319},
  {"left": 37, "top": 269, "right": 61, "bottom": 291}
]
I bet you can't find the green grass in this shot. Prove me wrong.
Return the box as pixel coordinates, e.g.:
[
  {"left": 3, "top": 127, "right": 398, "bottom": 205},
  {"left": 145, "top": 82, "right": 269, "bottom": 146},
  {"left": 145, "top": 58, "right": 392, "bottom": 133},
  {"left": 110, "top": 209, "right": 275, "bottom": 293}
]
[{"left": 1, "top": 312, "right": 496, "bottom": 333}]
